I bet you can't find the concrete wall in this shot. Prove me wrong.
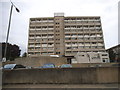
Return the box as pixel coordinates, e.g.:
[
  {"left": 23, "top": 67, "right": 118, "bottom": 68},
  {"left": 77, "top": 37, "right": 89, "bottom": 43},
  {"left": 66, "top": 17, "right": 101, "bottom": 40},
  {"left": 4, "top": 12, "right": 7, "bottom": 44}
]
[
  {"left": 2, "top": 67, "right": 119, "bottom": 84},
  {"left": 71, "top": 63, "right": 116, "bottom": 67},
  {"left": 75, "top": 52, "right": 109, "bottom": 63},
  {"left": 14, "top": 56, "right": 67, "bottom": 67},
  {"left": 75, "top": 52, "right": 90, "bottom": 63}
]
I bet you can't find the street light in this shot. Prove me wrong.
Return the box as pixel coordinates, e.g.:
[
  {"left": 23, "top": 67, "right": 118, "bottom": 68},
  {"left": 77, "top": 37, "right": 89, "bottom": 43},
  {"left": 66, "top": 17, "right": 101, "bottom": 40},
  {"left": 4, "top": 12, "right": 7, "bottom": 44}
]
[{"left": 3, "top": 0, "right": 20, "bottom": 62}]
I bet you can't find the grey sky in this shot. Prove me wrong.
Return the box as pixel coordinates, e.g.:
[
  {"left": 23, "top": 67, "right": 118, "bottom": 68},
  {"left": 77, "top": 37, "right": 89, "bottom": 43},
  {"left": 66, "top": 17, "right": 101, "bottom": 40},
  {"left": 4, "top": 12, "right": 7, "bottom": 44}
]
[{"left": 1, "top": 0, "right": 119, "bottom": 55}]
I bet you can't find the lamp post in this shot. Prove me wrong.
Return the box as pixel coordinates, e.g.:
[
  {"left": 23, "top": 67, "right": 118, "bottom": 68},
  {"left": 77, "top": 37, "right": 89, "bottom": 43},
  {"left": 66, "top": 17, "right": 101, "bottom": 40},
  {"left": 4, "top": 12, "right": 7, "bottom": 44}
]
[{"left": 3, "top": 1, "right": 20, "bottom": 62}]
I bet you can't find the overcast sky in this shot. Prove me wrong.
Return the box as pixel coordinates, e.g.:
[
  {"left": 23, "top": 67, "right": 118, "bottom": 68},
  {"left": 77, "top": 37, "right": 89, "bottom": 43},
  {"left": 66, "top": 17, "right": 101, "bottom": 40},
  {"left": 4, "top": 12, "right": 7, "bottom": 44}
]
[{"left": 0, "top": 0, "right": 119, "bottom": 55}]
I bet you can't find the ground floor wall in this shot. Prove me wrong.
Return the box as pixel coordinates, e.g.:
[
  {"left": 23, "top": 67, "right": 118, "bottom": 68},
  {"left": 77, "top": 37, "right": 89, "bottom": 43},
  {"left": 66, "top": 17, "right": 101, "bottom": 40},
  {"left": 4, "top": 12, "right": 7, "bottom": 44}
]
[{"left": 14, "top": 56, "right": 67, "bottom": 67}]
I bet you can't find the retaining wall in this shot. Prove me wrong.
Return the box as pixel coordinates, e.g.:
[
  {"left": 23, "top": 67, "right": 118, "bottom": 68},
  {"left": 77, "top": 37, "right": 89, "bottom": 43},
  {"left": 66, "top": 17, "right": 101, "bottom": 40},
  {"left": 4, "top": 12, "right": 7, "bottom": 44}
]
[{"left": 2, "top": 67, "right": 119, "bottom": 84}]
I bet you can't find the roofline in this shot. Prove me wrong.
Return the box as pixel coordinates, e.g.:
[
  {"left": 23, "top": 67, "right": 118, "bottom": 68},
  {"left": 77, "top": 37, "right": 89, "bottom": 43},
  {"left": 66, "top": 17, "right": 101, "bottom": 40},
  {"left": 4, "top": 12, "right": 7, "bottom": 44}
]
[{"left": 30, "top": 16, "right": 101, "bottom": 19}]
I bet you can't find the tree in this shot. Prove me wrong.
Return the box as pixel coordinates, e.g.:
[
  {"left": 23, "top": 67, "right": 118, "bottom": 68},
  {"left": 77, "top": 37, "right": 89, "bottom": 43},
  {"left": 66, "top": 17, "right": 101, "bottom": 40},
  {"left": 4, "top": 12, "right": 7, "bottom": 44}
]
[
  {"left": 22, "top": 52, "right": 27, "bottom": 57},
  {"left": 109, "top": 50, "right": 116, "bottom": 62},
  {"left": 2, "top": 42, "right": 21, "bottom": 61}
]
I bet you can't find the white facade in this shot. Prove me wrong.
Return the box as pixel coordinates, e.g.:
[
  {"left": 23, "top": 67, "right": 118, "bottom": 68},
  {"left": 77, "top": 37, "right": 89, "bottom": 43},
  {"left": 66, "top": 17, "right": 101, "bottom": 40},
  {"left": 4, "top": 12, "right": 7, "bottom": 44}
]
[{"left": 74, "top": 52, "right": 110, "bottom": 63}]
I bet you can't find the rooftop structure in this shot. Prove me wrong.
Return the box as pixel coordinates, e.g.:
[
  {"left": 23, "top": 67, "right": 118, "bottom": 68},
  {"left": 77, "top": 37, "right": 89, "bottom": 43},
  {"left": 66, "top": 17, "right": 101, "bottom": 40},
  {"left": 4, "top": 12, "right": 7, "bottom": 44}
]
[{"left": 74, "top": 52, "right": 109, "bottom": 63}]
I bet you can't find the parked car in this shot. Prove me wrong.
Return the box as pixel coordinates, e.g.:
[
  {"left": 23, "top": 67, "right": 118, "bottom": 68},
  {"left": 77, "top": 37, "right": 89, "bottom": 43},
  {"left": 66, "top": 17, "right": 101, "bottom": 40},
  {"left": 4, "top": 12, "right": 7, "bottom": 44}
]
[
  {"left": 26, "top": 66, "right": 33, "bottom": 69},
  {"left": 60, "top": 64, "right": 72, "bottom": 68},
  {"left": 41, "top": 63, "right": 55, "bottom": 68},
  {"left": 3, "top": 64, "right": 26, "bottom": 70},
  {"left": 0, "top": 67, "right": 3, "bottom": 70}
]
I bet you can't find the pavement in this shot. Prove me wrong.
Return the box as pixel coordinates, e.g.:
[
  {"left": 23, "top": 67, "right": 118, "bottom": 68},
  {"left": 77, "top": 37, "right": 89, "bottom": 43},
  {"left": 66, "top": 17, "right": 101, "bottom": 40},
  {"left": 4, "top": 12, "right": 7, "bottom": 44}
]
[{"left": 2, "top": 84, "right": 120, "bottom": 90}]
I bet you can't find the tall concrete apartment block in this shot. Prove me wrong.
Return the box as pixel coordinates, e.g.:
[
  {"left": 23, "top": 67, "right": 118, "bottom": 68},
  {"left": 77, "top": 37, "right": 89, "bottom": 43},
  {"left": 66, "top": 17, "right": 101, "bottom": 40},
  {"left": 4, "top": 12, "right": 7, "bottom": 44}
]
[{"left": 28, "top": 13, "right": 105, "bottom": 57}]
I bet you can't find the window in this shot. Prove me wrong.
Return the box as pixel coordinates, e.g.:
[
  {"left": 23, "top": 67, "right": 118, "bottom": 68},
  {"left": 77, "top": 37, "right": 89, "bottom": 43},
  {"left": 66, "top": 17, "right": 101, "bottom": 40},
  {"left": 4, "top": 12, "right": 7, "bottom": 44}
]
[
  {"left": 67, "top": 47, "right": 72, "bottom": 49},
  {"left": 79, "top": 55, "right": 84, "bottom": 57},
  {"left": 48, "top": 43, "right": 53, "bottom": 45},
  {"left": 65, "top": 38, "right": 71, "bottom": 40},
  {"left": 92, "top": 42, "right": 96, "bottom": 44},
  {"left": 103, "top": 60, "right": 106, "bottom": 62},
  {"left": 66, "top": 51, "right": 71, "bottom": 53},
  {"left": 41, "top": 52, "right": 48, "bottom": 55},
  {"left": 48, "top": 26, "right": 53, "bottom": 28},
  {"left": 56, "top": 22, "right": 60, "bottom": 24},
  {"left": 56, "top": 52, "right": 60, "bottom": 54},
  {"left": 71, "top": 37, "right": 77, "bottom": 40},
  {"left": 56, "top": 30, "right": 59, "bottom": 32},
  {"left": 102, "top": 54, "right": 107, "bottom": 56},
  {"left": 56, "top": 26, "right": 59, "bottom": 28}
]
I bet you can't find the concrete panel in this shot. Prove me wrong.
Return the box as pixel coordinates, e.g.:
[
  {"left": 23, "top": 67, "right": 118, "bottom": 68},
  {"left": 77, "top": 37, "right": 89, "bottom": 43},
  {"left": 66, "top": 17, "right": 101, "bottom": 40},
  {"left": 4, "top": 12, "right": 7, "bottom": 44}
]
[{"left": 97, "top": 67, "right": 119, "bottom": 83}]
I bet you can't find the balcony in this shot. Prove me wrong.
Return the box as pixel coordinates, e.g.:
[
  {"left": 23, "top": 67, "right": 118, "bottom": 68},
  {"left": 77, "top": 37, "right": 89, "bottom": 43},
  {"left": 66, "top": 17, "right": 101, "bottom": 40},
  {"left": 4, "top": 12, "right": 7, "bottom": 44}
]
[
  {"left": 98, "top": 43, "right": 104, "bottom": 46},
  {"left": 29, "top": 37, "right": 35, "bottom": 39},
  {"left": 65, "top": 44, "right": 71, "bottom": 47},
  {"left": 71, "top": 44, "right": 78, "bottom": 47},
  {"left": 42, "top": 36, "right": 48, "bottom": 38},
  {"left": 48, "top": 36, "right": 54, "bottom": 38},
  {"left": 48, "top": 45, "right": 54, "bottom": 47},
  {"left": 65, "top": 49, "right": 72, "bottom": 51}
]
